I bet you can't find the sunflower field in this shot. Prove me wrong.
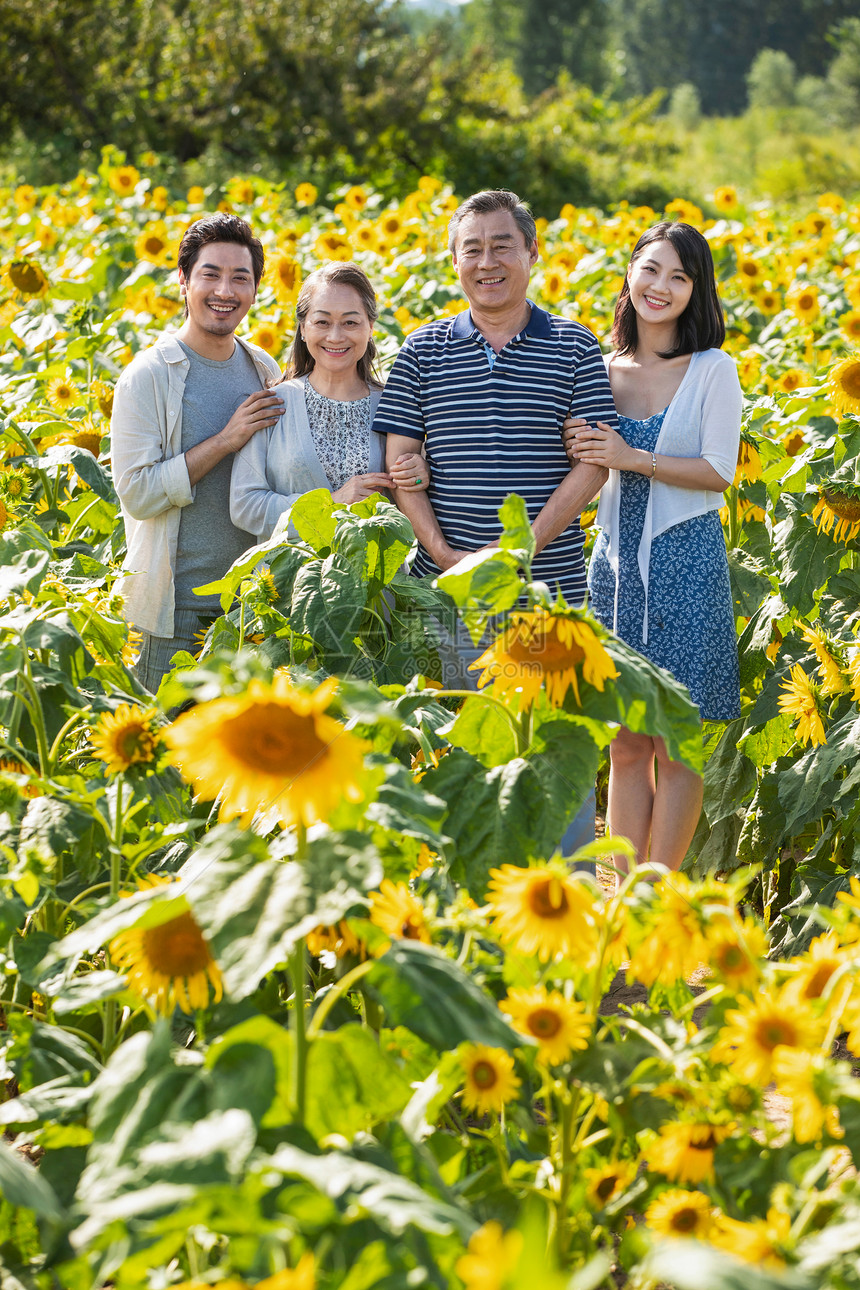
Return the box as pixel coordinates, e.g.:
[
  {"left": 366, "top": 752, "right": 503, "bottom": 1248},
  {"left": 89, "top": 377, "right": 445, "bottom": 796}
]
[{"left": 2, "top": 150, "right": 860, "bottom": 1289}]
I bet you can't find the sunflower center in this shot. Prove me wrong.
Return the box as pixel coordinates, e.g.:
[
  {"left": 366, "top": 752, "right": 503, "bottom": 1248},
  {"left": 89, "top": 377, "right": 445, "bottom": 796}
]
[
  {"left": 144, "top": 236, "right": 165, "bottom": 255},
  {"left": 672, "top": 1206, "right": 703, "bottom": 1234},
  {"left": 528, "top": 1006, "right": 563, "bottom": 1039},
  {"left": 117, "top": 723, "right": 155, "bottom": 762},
  {"left": 719, "top": 944, "right": 744, "bottom": 971},
  {"left": 141, "top": 911, "right": 212, "bottom": 976},
  {"left": 471, "top": 1060, "right": 498, "bottom": 1090},
  {"left": 824, "top": 490, "right": 860, "bottom": 521},
  {"left": 10, "top": 262, "right": 44, "bottom": 293},
  {"left": 528, "top": 876, "right": 569, "bottom": 920},
  {"left": 757, "top": 1018, "right": 797, "bottom": 1050},
  {"left": 804, "top": 964, "right": 835, "bottom": 997},
  {"left": 596, "top": 1175, "right": 618, "bottom": 1201},
  {"left": 400, "top": 915, "right": 425, "bottom": 940},
  {"left": 225, "top": 704, "right": 327, "bottom": 775}
]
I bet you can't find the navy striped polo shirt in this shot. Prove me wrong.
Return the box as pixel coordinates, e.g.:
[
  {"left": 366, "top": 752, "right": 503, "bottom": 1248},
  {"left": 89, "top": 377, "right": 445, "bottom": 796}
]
[{"left": 373, "top": 303, "right": 618, "bottom": 606}]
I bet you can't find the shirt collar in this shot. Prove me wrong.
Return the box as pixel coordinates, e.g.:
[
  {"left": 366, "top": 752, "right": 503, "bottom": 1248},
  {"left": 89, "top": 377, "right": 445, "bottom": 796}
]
[{"left": 450, "top": 301, "right": 553, "bottom": 343}]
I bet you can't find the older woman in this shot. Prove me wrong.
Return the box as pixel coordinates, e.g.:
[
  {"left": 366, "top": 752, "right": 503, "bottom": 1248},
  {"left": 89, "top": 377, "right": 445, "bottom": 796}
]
[{"left": 230, "top": 261, "right": 426, "bottom": 540}]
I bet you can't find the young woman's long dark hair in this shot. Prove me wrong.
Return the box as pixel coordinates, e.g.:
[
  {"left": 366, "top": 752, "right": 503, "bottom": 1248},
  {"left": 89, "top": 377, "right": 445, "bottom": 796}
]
[
  {"left": 610, "top": 222, "right": 726, "bottom": 358},
  {"left": 284, "top": 261, "right": 382, "bottom": 388}
]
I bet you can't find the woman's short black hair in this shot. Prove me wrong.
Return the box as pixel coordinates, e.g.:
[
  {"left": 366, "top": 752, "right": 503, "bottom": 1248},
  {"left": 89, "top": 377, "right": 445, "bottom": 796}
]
[{"left": 610, "top": 221, "right": 726, "bottom": 357}]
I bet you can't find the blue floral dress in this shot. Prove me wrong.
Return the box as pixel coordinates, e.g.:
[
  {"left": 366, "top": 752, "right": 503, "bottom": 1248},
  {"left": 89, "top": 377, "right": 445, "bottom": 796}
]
[{"left": 588, "top": 409, "right": 740, "bottom": 722}]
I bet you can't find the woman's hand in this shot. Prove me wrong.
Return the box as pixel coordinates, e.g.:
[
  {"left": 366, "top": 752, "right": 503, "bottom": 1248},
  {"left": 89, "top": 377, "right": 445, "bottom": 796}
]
[
  {"left": 563, "top": 417, "right": 630, "bottom": 470},
  {"left": 389, "top": 451, "right": 430, "bottom": 492},
  {"left": 331, "top": 473, "right": 394, "bottom": 504}
]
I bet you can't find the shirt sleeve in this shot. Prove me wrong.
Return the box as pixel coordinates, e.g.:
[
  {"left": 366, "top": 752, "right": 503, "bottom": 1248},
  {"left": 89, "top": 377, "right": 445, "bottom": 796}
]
[
  {"left": 699, "top": 353, "right": 743, "bottom": 484},
  {"left": 569, "top": 333, "right": 619, "bottom": 432},
  {"left": 229, "top": 425, "right": 294, "bottom": 540},
  {"left": 111, "top": 361, "right": 193, "bottom": 520},
  {"left": 370, "top": 339, "right": 426, "bottom": 443}
]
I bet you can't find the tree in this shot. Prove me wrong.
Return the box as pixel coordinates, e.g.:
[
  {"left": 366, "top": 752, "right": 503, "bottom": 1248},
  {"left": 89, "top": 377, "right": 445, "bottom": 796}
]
[{"left": 746, "top": 49, "right": 798, "bottom": 110}]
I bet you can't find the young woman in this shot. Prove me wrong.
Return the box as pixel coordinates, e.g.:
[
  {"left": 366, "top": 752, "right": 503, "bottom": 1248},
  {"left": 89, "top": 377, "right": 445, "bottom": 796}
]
[
  {"left": 562, "top": 221, "right": 742, "bottom": 882},
  {"left": 230, "top": 261, "right": 426, "bottom": 540}
]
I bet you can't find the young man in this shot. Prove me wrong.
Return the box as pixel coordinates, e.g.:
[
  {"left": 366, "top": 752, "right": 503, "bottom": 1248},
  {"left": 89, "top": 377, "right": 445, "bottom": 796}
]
[
  {"left": 112, "top": 213, "right": 284, "bottom": 693},
  {"left": 373, "top": 188, "right": 618, "bottom": 851}
]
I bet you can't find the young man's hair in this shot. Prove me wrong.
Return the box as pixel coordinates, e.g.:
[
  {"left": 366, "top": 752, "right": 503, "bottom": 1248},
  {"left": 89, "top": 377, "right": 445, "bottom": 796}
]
[
  {"left": 285, "top": 260, "right": 381, "bottom": 388},
  {"left": 611, "top": 221, "right": 726, "bottom": 357},
  {"left": 447, "top": 189, "right": 537, "bottom": 254},
  {"left": 177, "top": 213, "right": 265, "bottom": 289}
]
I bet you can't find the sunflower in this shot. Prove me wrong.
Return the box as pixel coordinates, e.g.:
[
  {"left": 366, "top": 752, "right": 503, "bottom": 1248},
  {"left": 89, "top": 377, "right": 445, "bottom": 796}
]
[
  {"left": 225, "top": 177, "right": 255, "bottom": 205},
  {"left": 150, "top": 185, "right": 169, "bottom": 212},
  {"left": 369, "top": 879, "right": 431, "bottom": 944},
  {"left": 775, "top": 368, "right": 806, "bottom": 395},
  {"left": 773, "top": 1049, "right": 842, "bottom": 1143},
  {"left": 134, "top": 221, "right": 175, "bottom": 267},
  {"left": 784, "top": 930, "right": 849, "bottom": 1010},
  {"left": 265, "top": 252, "right": 302, "bottom": 305},
  {"left": 798, "top": 623, "right": 846, "bottom": 695},
  {"left": 91, "top": 703, "right": 161, "bottom": 774},
  {"left": 540, "top": 269, "right": 568, "bottom": 304},
  {"left": 756, "top": 288, "right": 781, "bottom": 314},
  {"left": 712, "top": 987, "right": 823, "bottom": 1084},
  {"left": 45, "top": 375, "right": 79, "bottom": 410},
  {"left": 91, "top": 378, "right": 114, "bottom": 419},
  {"left": 0, "top": 757, "right": 41, "bottom": 799},
  {"left": 186, "top": 185, "right": 205, "bottom": 205},
  {"left": 344, "top": 185, "right": 369, "bottom": 212},
  {"left": 787, "top": 283, "right": 820, "bottom": 322},
  {"left": 165, "top": 674, "right": 369, "bottom": 829},
  {"left": 848, "top": 647, "right": 860, "bottom": 702},
  {"left": 375, "top": 212, "right": 409, "bottom": 247},
  {"left": 500, "top": 986, "right": 592, "bottom": 1064},
  {"left": 294, "top": 182, "right": 318, "bottom": 206},
  {"left": 711, "top": 1211, "right": 790, "bottom": 1269},
  {"left": 827, "top": 353, "right": 860, "bottom": 415},
  {"left": 812, "top": 489, "right": 860, "bottom": 543},
  {"left": 734, "top": 437, "right": 762, "bottom": 485},
  {"left": 314, "top": 232, "right": 351, "bottom": 262},
  {"left": 110, "top": 904, "right": 222, "bottom": 1014},
  {"left": 626, "top": 874, "right": 711, "bottom": 986},
  {"left": 1, "top": 469, "right": 29, "bottom": 502},
  {"left": 249, "top": 320, "right": 283, "bottom": 355},
  {"left": 305, "top": 921, "right": 362, "bottom": 959},
  {"left": 838, "top": 310, "right": 860, "bottom": 343},
  {"left": 350, "top": 222, "right": 378, "bottom": 253},
  {"left": 645, "top": 1188, "right": 713, "bottom": 1240},
  {"left": 778, "top": 664, "right": 826, "bottom": 747},
  {"left": 645, "top": 1121, "right": 731, "bottom": 1185},
  {"left": 470, "top": 608, "right": 618, "bottom": 711},
  {"left": 14, "top": 184, "right": 37, "bottom": 213},
  {"left": 486, "top": 863, "right": 597, "bottom": 962},
  {"left": 736, "top": 256, "right": 762, "bottom": 286},
  {"left": 456, "top": 1221, "right": 522, "bottom": 1290},
  {"left": 584, "top": 1160, "right": 637, "bottom": 1209},
  {"left": 713, "top": 186, "right": 738, "bottom": 213},
  {"left": 4, "top": 258, "right": 49, "bottom": 298},
  {"left": 703, "top": 916, "right": 766, "bottom": 992},
  {"left": 459, "top": 1043, "right": 521, "bottom": 1116},
  {"left": 108, "top": 165, "right": 140, "bottom": 197}
]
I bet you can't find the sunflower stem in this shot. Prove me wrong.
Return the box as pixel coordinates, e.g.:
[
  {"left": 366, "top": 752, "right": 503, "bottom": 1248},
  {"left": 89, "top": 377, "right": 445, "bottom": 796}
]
[
  {"left": 290, "top": 938, "right": 308, "bottom": 1124},
  {"left": 726, "top": 483, "right": 740, "bottom": 551},
  {"left": 306, "top": 958, "right": 374, "bottom": 1041},
  {"left": 556, "top": 1087, "right": 579, "bottom": 1264},
  {"left": 102, "top": 780, "right": 126, "bottom": 1061}
]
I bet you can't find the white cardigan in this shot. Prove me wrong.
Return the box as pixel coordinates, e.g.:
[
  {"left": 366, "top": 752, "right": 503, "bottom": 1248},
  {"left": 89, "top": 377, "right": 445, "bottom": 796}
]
[
  {"left": 230, "top": 376, "right": 385, "bottom": 540},
  {"left": 595, "top": 347, "right": 742, "bottom": 643}
]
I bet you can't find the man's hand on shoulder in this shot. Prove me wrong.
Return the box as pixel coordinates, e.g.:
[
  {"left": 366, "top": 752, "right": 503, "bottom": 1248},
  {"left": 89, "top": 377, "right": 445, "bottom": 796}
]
[{"left": 219, "top": 388, "right": 285, "bottom": 453}]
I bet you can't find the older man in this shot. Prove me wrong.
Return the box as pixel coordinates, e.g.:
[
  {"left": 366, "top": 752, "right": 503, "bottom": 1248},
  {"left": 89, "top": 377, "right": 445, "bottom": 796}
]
[{"left": 373, "top": 188, "right": 618, "bottom": 852}]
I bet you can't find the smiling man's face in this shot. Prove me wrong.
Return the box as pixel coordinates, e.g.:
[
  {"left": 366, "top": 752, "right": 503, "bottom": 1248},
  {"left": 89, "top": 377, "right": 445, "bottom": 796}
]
[
  {"left": 178, "top": 241, "right": 257, "bottom": 353},
  {"left": 452, "top": 210, "right": 538, "bottom": 317}
]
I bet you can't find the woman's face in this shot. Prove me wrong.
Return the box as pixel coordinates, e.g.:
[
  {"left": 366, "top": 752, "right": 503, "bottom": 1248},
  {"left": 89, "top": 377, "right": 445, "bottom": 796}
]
[
  {"left": 302, "top": 282, "right": 373, "bottom": 377},
  {"left": 626, "top": 238, "right": 694, "bottom": 330}
]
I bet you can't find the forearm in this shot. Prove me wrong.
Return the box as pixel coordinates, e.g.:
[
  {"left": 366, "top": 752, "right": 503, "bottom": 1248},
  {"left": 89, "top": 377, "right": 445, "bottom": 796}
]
[
  {"left": 385, "top": 433, "right": 456, "bottom": 567},
  {"left": 532, "top": 462, "right": 608, "bottom": 553},
  {"left": 616, "top": 445, "right": 731, "bottom": 492},
  {"left": 186, "top": 431, "right": 237, "bottom": 488}
]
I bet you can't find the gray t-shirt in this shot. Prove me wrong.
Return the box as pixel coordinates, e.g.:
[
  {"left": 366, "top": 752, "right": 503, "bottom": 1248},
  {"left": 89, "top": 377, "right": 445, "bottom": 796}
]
[{"left": 174, "top": 340, "right": 260, "bottom": 615}]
